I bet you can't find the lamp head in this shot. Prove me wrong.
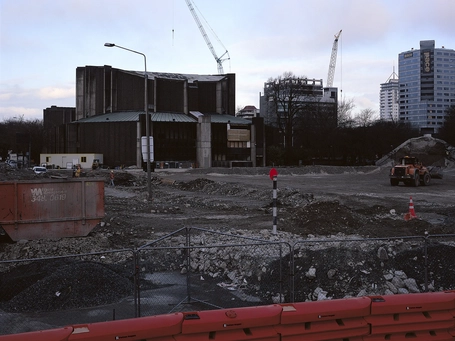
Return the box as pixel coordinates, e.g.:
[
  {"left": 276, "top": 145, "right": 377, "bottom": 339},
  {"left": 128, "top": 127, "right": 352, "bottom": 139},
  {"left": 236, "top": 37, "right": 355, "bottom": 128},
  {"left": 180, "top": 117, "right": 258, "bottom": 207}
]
[{"left": 104, "top": 43, "right": 116, "bottom": 47}]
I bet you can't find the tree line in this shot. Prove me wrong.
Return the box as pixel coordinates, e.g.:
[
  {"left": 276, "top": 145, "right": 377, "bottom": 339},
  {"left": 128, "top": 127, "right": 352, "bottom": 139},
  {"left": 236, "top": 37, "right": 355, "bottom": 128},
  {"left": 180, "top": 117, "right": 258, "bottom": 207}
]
[
  {"left": 0, "top": 116, "right": 45, "bottom": 165},
  {"left": 263, "top": 73, "right": 455, "bottom": 166},
  {"left": 1, "top": 99, "right": 454, "bottom": 167}
]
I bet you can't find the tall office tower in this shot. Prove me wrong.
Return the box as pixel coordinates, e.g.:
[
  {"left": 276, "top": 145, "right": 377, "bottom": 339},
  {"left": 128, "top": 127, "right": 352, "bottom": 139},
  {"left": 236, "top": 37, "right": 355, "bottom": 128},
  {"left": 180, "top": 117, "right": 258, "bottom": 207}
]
[
  {"left": 380, "top": 69, "right": 399, "bottom": 122},
  {"left": 398, "top": 40, "right": 455, "bottom": 134}
]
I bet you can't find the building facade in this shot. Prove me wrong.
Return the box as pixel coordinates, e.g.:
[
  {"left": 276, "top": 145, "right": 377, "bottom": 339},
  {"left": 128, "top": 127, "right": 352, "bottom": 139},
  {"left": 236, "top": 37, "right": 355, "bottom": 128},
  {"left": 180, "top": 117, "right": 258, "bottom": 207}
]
[
  {"left": 76, "top": 65, "right": 236, "bottom": 119},
  {"left": 260, "top": 78, "right": 338, "bottom": 147},
  {"left": 236, "top": 105, "right": 259, "bottom": 119},
  {"left": 398, "top": 40, "right": 455, "bottom": 134},
  {"left": 380, "top": 70, "right": 399, "bottom": 122},
  {"left": 44, "top": 66, "right": 264, "bottom": 168}
]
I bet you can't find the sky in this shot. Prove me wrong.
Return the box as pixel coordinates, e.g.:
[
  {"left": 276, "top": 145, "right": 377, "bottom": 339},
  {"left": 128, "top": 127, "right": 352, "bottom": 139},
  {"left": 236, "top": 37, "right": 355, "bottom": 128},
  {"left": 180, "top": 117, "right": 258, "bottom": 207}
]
[{"left": 0, "top": 0, "right": 454, "bottom": 122}]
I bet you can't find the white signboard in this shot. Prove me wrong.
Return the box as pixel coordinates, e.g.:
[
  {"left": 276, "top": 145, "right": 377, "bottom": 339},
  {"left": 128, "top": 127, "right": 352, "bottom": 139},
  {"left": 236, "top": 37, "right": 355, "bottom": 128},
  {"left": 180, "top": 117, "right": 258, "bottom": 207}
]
[{"left": 141, "top": 136, "right": 154, "bottom": 162}]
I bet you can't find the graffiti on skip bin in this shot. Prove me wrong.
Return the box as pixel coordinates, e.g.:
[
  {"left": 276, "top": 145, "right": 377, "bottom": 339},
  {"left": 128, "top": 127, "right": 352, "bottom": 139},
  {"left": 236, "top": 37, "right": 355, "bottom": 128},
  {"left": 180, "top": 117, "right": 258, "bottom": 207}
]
[{"left": 30, "top": 187, "right": 67, "bottom": 202}]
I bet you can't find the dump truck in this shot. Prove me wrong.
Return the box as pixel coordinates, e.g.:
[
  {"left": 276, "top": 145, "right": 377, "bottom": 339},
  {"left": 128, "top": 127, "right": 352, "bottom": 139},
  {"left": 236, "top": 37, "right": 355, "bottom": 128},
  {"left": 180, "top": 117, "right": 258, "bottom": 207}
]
[{"left": 389, "top": 156, "right": 431, "bottom": 186}]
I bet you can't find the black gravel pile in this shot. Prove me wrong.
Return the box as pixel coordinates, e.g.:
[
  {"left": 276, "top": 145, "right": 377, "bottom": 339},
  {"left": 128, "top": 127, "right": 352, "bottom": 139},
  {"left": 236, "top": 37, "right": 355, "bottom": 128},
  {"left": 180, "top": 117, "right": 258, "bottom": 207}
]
[{"left": 2, "top": 261, "right": 134, "bottom": 313}]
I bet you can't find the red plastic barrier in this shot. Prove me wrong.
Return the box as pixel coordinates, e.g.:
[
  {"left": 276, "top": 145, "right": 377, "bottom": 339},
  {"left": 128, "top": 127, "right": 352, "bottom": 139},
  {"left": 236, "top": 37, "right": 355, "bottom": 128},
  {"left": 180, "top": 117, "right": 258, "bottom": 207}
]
[
  {"left": 174, "top": 305, "right": 282, "bottom": 341},
  {"left": 2, "top": 292, "right": 455, "bottom": 340},
  {"left": 0, "top": 327, "right": 72, "bottom": 341},
  {"left": 276, "top": 296, "right": 371, "bottom": 340},
  {"left": 365, "top": 291, "right": 455, "bottom": 336},
  {"left": 68, "top": 313, "right": 183, "bottom": 341},
  {"left": 362, "top": 329, "right": 455, "bottom": 340}
]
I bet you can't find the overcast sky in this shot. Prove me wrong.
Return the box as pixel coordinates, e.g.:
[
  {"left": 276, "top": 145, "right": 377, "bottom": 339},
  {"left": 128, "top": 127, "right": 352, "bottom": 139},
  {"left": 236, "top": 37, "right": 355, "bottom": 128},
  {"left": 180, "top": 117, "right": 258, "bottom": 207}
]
[{"left": 1, "top": 0, "right": 454, "bottom": 122}]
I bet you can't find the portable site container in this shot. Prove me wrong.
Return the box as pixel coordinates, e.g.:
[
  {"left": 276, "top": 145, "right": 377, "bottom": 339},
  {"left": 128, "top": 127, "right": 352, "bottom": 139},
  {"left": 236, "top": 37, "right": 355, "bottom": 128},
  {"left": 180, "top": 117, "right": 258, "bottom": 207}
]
[
  {"left": 40, "top": 153, "right": 103, "bottom": 169},
  {"left": 0, "top": 179, "right": 104, "bottom": 241}
]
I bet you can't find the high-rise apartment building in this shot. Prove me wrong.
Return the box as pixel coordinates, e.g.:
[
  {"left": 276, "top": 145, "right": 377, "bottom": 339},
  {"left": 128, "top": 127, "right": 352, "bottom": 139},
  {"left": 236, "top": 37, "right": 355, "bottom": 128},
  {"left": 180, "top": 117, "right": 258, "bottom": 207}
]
[
  {"left": 380, "top": 70, "right": 399, "bottom": 122},
  {"left": 398, "top": 40, "right": 455, "bottom": 134}
]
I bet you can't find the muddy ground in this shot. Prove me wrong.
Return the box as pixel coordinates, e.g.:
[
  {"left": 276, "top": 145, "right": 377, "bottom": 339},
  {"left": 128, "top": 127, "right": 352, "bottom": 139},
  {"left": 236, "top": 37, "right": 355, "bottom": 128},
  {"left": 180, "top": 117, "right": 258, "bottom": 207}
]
[
  {"left": 1, "top": 163, "right": 455, "bottom": 333},
  {"left": 3, "top": 164, "right": 455, "bottom": 244}
]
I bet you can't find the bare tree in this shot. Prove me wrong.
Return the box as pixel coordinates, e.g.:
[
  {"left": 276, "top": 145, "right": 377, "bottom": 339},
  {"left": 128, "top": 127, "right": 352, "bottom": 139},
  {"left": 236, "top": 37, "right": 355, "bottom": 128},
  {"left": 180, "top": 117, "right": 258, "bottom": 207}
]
[
  {"left": 355, "top": 108, "right": 377, "bottom": 127},
  {"left": 263, "top": 72, "right": 309, "bottom": 152},
  {"left": 337, "top": 97, "right": 355, "bottom": 128},
  {"left": 0, "top": 116, "right": 44, "bottom": 165}
]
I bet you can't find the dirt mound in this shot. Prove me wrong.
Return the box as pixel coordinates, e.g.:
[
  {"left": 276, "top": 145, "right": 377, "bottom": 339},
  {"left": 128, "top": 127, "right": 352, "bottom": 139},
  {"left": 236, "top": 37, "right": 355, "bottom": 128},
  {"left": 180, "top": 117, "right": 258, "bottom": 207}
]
[
  {"left": 249, "top": 242, "right": 455, "bottom": 302},
  {"left": 289, "top": 201, "right": 363, "bottom": 231},
  {"left": 1, "top": 260, "right": 133, "bottom": 313},
  {"left": 376, "top": 136, "right": 455, "bottom": 167}
]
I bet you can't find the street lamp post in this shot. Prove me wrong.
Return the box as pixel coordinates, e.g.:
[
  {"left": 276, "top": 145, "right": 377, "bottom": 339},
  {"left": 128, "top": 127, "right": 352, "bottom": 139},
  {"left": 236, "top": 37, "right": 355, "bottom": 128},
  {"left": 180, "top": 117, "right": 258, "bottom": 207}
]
[{"left": 104, "top": 43, "right": 152, "bottom": 199}]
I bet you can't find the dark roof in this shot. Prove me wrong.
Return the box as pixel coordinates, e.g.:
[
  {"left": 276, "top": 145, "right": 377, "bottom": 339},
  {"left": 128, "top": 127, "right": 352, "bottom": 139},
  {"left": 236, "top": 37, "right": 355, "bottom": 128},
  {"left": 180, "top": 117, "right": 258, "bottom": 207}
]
[
  {"left": 123, "top": 70, "right": 226, "bottom": 83},
  {"left": 204, "top": 113, "right": 251, "bottom": 125},
  {"left": 75, "top": 111, "right": 141, "bottom": 123},
  {"left": 242, "top": 105, "right": 258, "bottom": 111},
  {"left": 153, "top": 112, "right": 196, "bottom": 123},
  {"left": 75, "top": 111, "right": 251, "bottom": 125},
  {"left": 75, "top": 112, "right": 196, "bottom": 123}
]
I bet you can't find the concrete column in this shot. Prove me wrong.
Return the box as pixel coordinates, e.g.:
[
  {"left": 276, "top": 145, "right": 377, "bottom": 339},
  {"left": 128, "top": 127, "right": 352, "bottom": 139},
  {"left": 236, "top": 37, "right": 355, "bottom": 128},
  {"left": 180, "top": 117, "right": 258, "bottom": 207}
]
[
  {"left": 136, "top": 121, "right": 142, "bottom": 168},
  {"left": 250, "top": 124, "right": 256, "bottom": 167},
  {"left": 197, "top": 116, "right": 211, "bottom": 168},
  {"left": 183, "top": 80, "right": 188, "bottom": 114},
  {"left": 216, "top": 82, "right": 222, "bottom": 114}
]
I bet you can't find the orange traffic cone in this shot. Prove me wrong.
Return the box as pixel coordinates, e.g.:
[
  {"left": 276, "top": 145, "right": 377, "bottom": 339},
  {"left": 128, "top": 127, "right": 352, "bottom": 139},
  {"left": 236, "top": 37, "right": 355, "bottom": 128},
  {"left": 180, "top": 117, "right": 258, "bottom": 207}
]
[{"left": 404, "top": 196, "right": 417, "bottom": 221}]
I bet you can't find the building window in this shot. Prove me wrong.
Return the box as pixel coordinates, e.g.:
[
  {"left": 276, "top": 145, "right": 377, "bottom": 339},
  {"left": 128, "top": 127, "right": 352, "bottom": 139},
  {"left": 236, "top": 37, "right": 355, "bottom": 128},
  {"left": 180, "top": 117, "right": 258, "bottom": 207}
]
[{"left": 81, "top": 156, "right": 87, "bottom": 162}]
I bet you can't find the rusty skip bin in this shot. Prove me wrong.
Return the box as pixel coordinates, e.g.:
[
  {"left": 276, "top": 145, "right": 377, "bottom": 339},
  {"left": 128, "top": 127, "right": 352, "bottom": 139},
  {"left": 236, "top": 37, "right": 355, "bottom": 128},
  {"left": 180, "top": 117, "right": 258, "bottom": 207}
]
[{"left": 0, "top": 179, "right": 104, "bottom": 241}]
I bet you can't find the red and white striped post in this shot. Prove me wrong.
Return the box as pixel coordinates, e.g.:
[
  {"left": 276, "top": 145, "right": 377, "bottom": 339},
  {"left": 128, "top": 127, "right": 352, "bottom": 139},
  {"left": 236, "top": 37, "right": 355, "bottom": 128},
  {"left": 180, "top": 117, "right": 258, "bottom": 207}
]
[{"left": 269, "top": 168, "right": 278, "bottom": 235}]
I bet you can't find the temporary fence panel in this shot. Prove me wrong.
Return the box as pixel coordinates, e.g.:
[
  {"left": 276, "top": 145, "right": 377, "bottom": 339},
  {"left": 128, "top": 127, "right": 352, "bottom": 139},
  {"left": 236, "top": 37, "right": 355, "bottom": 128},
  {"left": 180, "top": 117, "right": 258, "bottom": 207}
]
[
  {"left": 277, "top": 297, "right": 371, "bottom": 340},
  {"left": 174, "top": 305, "right": 282, "bottom": 341},
  {"left": 0, "top": 250, "right": 136, "bottom": 336},
  {"left": 136, "top": 228, "right": 290, "bottom": 317},
  {"left": 426, "top": 235, "right": 455, "bottom": 292}
]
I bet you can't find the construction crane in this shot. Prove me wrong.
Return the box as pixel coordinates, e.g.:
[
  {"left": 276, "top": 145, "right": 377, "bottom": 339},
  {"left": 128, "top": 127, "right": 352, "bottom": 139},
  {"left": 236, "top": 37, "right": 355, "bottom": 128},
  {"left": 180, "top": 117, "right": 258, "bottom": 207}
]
[
  {"left": 326, "top": 29, "right": 342, "bottom": 88},
  {"left": 185, "top": 0, "right": 230, "bottom": 74}
]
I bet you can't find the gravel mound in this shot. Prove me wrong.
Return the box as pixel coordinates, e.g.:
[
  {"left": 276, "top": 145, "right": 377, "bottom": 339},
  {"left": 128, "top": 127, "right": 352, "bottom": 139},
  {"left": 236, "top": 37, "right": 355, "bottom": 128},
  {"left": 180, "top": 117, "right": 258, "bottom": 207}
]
[{"left": 2, "top": 261, "right": 133, "bottom": 313}]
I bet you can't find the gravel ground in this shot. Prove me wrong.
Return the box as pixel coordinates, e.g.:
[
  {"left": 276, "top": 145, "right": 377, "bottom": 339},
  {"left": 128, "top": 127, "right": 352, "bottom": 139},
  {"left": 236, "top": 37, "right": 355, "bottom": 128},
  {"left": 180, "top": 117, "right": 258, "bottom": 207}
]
[{"left": 1, "top": 153, "right": 455, "bottom": 334}]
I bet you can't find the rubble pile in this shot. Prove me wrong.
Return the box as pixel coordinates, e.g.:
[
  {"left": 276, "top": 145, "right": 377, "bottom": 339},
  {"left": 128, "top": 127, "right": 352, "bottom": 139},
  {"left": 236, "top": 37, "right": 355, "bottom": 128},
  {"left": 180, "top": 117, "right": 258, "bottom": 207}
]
[
  {"left": 134, "top": 228, "right": 455, "bottom": 303},
  {"left": 376, "top": 136, "right": 455, "bottom": 167},
  {"left": 1, "top": 154, "right": 454, "bottom": 324}
]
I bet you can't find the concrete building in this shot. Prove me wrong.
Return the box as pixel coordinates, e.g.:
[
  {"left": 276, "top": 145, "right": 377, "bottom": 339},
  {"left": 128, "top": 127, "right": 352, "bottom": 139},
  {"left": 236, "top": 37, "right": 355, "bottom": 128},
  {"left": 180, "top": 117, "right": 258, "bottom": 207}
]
[
  {"left": 236, "top": 105, "right": 259, "bottom": 119},
  {"left": 42, "top": 106, "right": 76, "bottom": 154},
  {"left": 379, "top": 70, "right": 399, "bottom": 122},
  {"left": 44, "top": 66, "right": 264, "bottom": 168},
  {"left": 260, "top": 78, "right": 337, "bottom": 127},
  {"left": 398, "top": 40, "right": 455, "bottom": 134}
]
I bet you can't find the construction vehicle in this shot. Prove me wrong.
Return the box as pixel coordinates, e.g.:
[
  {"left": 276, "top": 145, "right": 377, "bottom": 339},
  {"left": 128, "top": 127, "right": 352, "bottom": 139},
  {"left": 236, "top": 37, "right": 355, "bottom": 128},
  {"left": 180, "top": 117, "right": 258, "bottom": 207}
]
[
  {"left": 389, "top": 156, "right": 431, "bottom": 186},
  {"left": 185, "top": 0, "right": 230, "bottom": 74},
  {"left": 326, "top": 29, "right": 342, "bottom": 87}
]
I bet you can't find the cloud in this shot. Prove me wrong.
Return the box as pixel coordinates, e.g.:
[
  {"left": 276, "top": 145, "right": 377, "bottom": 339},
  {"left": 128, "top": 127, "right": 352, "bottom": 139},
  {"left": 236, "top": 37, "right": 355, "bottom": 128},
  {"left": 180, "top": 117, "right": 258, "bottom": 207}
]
[
  {"left": 0, "top": 106, "right": 42, "bottom": 122},
  {"left": 1, "top": 86, "right": 74, "bottom": 101},
  {"left": 0, "top": 85, "right": 75, "bottom": 121},
  {"left": 37, "top": 87, "right": 75, "bottom": 100}
]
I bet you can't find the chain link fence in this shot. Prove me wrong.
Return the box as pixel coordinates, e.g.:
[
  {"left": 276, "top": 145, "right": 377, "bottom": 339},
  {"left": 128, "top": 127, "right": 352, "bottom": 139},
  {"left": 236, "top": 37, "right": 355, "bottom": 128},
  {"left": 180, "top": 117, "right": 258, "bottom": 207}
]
[
  {"left": 1, "top": 231, "right": 454, "bottom": 336},
  {"left": 0, "top": 249, "right": 136, "bottom": 335},
  {"left": 426, "top": 234, "right": 455, "bottom": 292},
  {"left": 292, "top": 236, "right": 428, "bottom": 302},
  {"left": 135, "top": 227, "right": 291, "bottom": 317}
]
